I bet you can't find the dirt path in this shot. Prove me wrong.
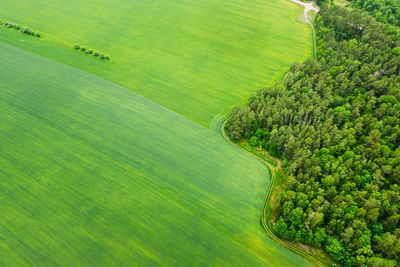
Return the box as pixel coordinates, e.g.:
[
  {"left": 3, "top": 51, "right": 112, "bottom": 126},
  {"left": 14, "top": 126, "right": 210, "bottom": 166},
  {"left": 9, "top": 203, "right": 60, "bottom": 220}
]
[
  {"left": 218, "top": 2, "right": 323, "bottom": 265},
  {"left": 220, "top": 121, "right": 325, "bottom": 267},
  {"left": 289, "top": 0, "right": 319, "bottom": 23},
  {"left": 289, "top": 0, "right": 319, "bottom": 59}
]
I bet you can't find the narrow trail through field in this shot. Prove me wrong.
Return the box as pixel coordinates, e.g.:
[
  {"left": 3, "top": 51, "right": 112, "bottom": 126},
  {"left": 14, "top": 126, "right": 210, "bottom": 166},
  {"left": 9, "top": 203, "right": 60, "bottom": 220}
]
[{"left": 220, "top": 121, "right": 325, "bottom": 267}]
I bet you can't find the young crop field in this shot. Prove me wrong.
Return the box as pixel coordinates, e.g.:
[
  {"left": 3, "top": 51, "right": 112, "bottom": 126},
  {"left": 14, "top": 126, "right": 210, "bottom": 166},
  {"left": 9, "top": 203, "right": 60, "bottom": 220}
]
[
  {"left": 0, "top": 43, "right": 311, "bottom": 266},
  {"left": 0, "top": 0, "right": 313, "bottom": 265},
  {"left": 0, "top": 0, "right": 310, "bottom": 126}
]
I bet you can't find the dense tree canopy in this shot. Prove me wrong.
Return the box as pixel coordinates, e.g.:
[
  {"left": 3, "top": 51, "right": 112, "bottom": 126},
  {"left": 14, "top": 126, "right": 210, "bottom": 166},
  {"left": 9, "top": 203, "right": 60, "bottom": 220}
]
[
  {"left": 227, "top": 4, "right": 400, "bottom": 266},
  {"left": 349, "top": 0, "right": 400, "bottom": 27}
]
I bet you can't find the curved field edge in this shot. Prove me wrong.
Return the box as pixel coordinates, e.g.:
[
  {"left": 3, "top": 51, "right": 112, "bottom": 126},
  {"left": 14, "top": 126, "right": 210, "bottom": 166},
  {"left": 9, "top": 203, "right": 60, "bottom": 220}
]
[
  {"left": 1, "top": 0, "right": 316, "bottom": 265},
  {"left": 0, "top": 0, "right": 311, "bottom": 127},
  {"left": 220, "top": 121, "right": 332, "bottom": 266},
  {"left": 218, "top": 2, "right": 333, "bottom": 265},
  {"left": 0, "top": 41, "right": 314, "bottom": 266}
]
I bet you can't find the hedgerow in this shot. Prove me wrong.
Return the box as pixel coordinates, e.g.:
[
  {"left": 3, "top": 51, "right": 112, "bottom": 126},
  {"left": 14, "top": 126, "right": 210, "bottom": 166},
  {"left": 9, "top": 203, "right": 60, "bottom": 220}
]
[
  {"left": 0, "top": 20, "right": 41, "bottom": 38},
  {"left": 73, "top": 43, "right": 110, "bottom": 60}
]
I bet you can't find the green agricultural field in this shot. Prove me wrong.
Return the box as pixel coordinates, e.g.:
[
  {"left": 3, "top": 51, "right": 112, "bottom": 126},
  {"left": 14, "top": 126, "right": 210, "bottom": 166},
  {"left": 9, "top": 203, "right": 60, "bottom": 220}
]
[
  {"left": 0, "top": 0, "right": 313, "bottom": 265},
  {"left": 0, "top": 0, "right": 310, "bottom": 126},
  {"left": 0, "top": 43, "right": 312, "bottom": 266}
]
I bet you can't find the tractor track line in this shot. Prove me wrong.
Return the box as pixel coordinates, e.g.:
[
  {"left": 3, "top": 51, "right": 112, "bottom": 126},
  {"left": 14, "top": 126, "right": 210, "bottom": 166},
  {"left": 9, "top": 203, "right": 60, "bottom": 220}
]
[{"left": 220, "top": 120, "right": 325, "bottom": 267}]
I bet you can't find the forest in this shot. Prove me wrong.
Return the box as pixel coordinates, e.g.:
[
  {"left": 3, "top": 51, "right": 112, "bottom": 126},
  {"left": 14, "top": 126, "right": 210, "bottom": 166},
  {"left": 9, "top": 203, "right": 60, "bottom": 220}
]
[
  {"left": 226, "top": 3, "right": 400, "bottom": 266},
  {"left": 349, "top": 0, "right": 400, "bottom": 26}
]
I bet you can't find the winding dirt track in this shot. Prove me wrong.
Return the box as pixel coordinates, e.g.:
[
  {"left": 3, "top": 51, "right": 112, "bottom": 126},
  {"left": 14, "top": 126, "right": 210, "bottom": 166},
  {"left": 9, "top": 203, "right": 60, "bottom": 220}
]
[
  {"left": 289, "top": 0, "right": 319, "bottom": 59},
  {"left": 218, "top": 1, "right": 323, "bottom": 265},
  {"left": 220, "top": 121, "right": 325, "bottom": 267}
]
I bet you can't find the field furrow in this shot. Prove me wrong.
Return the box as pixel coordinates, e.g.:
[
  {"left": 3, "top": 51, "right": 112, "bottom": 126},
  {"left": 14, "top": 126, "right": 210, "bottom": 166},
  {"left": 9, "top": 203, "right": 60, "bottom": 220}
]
[{"left": 0, "top": 42, "right": 312, "bottom": 266}]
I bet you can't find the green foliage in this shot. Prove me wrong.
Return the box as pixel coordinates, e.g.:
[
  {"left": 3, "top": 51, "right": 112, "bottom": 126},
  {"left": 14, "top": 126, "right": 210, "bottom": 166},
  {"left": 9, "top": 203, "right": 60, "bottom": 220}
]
[
  {"left": 375, "top": 232, "right": 400, "bottom": 261},
  {"left": 313, "top": 227, "right": 327, "bottom": 247},
  {"left": 1, "top": 21, "right": 39, "bottom": 37},
  {"left": 249, "top": 136, "right": 258, "bottom": 146},
  {"left": 5, "top": 22, "right": 15, "bottom": 28},
  {"left": 364, "top": 257, "right": 397, "bottom": 267},
  {"left": 392, "top": 47, "right": 400, "bottom": 56},
  {"left": 227, "top": 4, "right": 400, "bottom": 265},
  {"left": 21, "top": 27, "right": 33, "bottom": 35},
  {"left": 326, "top": 237, "right": 346, "bottom": 262},
  {"left": 289, "top": 207, "right": 304, "bottom": 227},
  {"left": 349, "top": 0, "right": 400, "bottom": 26},
  {"left": 73, "top": 44, "right": 109, "bottom": 60},
  {"left": 276, "top": 217, "right": 290, "bottom": 239}
]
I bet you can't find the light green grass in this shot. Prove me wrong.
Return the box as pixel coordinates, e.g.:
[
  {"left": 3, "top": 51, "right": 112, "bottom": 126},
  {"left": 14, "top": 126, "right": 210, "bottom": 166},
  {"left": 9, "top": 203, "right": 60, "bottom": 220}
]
[
  {"left": 0, "top": 0, "right": 314, "bottom": 264},
  {"left": 0, "top": 42, "right": 313, "bottom": 266},
  {"left": 0, "top": 0, "right": 310, "bottom": 126},
  {"left": 235, "top": 139, "right": 279, "bottom": 167}
]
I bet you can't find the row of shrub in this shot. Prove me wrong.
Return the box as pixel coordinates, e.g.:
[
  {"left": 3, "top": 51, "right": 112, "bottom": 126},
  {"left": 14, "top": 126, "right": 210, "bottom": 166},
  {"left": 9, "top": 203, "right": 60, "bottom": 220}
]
[
  {"left": 74, "top": 44, "right": 110, "bottom": 60},
  {"left": 0, "top": 20, "right": 41, "bottom": 37}
]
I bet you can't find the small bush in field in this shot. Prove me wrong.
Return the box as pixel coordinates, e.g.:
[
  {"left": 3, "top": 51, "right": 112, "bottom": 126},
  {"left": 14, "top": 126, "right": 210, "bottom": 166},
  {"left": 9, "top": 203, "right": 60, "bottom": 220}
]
[
  {"left": 34, "top": 32, "right": 40, "bottom": 37},
  {"left": 21, "top": 27, "right": 33, "bottom": 35},
  {"left": 249, "top": 136, "right": 259, "bottom": 147},
  {"left": 72, "top": 42, "right": 110, "bottom": 61}
]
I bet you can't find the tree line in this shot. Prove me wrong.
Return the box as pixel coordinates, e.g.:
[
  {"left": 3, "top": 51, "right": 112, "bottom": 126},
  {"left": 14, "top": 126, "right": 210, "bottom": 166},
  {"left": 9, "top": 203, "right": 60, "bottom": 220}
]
[
  {"left": 226, "top": 4, "right": 400, "bottom": 266},
  {"left": 74, "top": 44, "right": 110, "bottom": 60},
  {"left": 0, "top": 20, "right": 41, "bottom": 37},
  {"left": 348, "top": 0, "right": 400, "bottom": 27}
]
